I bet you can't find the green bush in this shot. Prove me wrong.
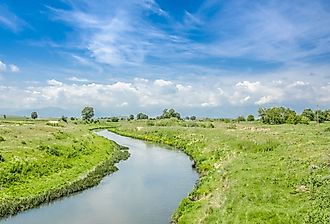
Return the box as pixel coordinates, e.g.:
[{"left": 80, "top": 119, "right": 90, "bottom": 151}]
[
  {"left": 0, "top": 136, "right": 5, "bottom": 142},
  {"left": 247, "top": 114, "right": 255, "bottom": 121},
  {"left": 111, "top": 117, "right": 119, "bottom": 122}
]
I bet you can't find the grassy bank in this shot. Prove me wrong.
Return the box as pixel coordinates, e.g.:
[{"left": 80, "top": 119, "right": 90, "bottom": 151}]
[
  {"left": 0, "top": 120, "right": 129, "bottom": 218},
  {"left": 110, "top": 120, "right": 330, "bottom": 223}
]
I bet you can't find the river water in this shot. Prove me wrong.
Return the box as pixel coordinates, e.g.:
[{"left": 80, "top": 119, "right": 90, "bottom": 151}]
[{"left": 1, "top": 130, "right": 198, "bottom": 224}]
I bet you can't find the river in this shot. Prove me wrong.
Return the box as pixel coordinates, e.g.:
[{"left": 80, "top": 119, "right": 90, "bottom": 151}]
[{"left": 1, "top": 130, "right": 198, "bottom": 224}]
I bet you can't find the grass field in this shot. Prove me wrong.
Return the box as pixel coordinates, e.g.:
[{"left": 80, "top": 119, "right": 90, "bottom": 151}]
[
  {"left": 0, "top": 118, "right": 329, "bottom": 223},
  {"left": 110, "top": 120, "right": 330, "bottom": 223},
  {"left": 0, "top": 119, "right": 129, "bottom": 217}
]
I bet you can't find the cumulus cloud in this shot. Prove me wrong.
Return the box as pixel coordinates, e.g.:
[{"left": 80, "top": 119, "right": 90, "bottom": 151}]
[
  {"left": 0, "top": 77, "right": 329, "bottom": 117},
  {"left": 0, "top": 60, "right": 19, "bottom": 73},
  {"left": 67, "top": 76, "right": 89, "bottom": 82},
  {"left": 154, "top": 79, "right": 173, "bottom": 87},
  {"left": 47, "top": 79, "right": 63, "bottom": 86}
]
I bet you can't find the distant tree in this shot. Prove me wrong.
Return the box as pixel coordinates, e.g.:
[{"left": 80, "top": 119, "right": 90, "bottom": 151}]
[
  {"left": 111, "top": 117, "right": 119, "bottom": 122},
  {"left": 70, "top": 117, "right": 75, "bottom": 121},
  {"left": 81, "top": 106, "right": 94, "bottom": 120},
  {"left": 315, "top": 110, "right": 327, "bottom": 123},
  {"left": 236, "top": 115, "right": 246, "bottom": 122},
  {"left": 190, "top": 116, "right": 196, "bottom": 120},
  {"left": 184, "top": 116, "right": 190, "bottom": 120},
  {"left": 326, "top": 109, "right": 330, "bottom": 121},
  {"left": 31, "top": 112, "right": 38, "bottom": 119},
  {"left": 161, "top": 108, "right": 181, "bottom": 119},
  {"left": 258, "top": 107, "right": 298, "bottom": 124},
  {"left": 61, "top": 115, "right": 68, "bottom": 123},
  {"left": 3, "top": 115, "right": 6, "bottom": 119},
  {"left": 136, "top": 112, "right": 148, "bottom": 120},
  {"left": 301, "top": 108, "right": 314, "bottom": 121},
  {"left": 247, "top": 114, "right": 255, "bottom": 121},
  {"left": 128, "top": 114, "right": 134, "bottom": 121}
]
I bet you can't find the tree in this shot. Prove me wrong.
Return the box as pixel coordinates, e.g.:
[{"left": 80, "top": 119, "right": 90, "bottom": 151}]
[
  {"left": 190, "top": 116, "right": 196, "bottom": 120},
  {"left": 315, "top": 110, "right": 327, "bottom": 123},
  {"left": 161, "top": 108, "right": 181, "bottom": 119},
  {"left": 81, "top": 106, "right": 94, "bottom": 120},
  {"left": 236, "top": 115, "right": 246, "bottom": 122},
  {"left": 247, "top": 114, "right": 255, "bottom": 121},
  {"left": 111, "top": 117, "right": 119, "bottom": 122},
  {"left": 258, "top": 107, "right": 298, "bottom": 124},
  {"left": 31, "top": 112, "right": 38, "bottom": 119},
  {"left": 128, "top": 114, "right": 134, "bottom": 120},
  {"left": 136, "top": 112, "right": 148, "bottom": 120},
  {"left": 3, "top": 115, "right": 6, "bottom": 119},
  {"left": 61, "top": 115, "right": 68, "bottom": 123},
  {"left": 301, "top": 108, "right": 314, "bottom": 121}
]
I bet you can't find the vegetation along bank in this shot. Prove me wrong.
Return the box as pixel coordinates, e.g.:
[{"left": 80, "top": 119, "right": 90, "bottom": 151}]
[
  {"left": 0, "top": 119, "right": 129, "bottom": 218},
  {"left": 110, "top": 118, "right": 330, "bottom": 223}
]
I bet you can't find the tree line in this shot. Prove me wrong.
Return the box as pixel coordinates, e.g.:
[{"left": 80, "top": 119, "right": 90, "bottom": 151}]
[
  {"left": 10, "top": 106, "right": 328, "bottom": 125},
  {"left": 258, "top": 107, "right": 330, "bottom": 124}
]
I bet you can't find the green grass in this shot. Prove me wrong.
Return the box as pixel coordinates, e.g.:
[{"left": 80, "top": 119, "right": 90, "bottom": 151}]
[
  {"left": 0, "top": 119, "right": 129, "bottom": 218},
  {"left": 110, "top": 120, "right": 330, "bottom": 223}
]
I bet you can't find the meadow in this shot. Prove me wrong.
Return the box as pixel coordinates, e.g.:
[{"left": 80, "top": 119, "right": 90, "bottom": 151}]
[
  {"left": 0, "top": 119, "right": 129, "bottom": 217},
  {"left": 0, "top": 116, "right": 329, "bottom": 223},
  {"left": 110, "top": 119, "right": 330, "bottom": 223}
]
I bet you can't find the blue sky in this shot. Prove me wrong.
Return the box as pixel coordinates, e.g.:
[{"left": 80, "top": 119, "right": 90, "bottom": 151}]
[{"left": 0, "top": 0, "right": 330, "bottom": 117}]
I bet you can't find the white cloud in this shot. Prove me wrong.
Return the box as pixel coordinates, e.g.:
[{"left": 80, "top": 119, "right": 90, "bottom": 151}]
[
  {"left": 1, "top": 76, "right": 328, "bottom": 117},
  {"left": 0, "top": 60, "right": 19, "bottom": 73},
  {"left": 47, "top": 79, "right": 63, "bottom": 86},
  {"left": 255, "top": 96, "right": 273, "bottom": 105},
  {"left": 9, "top": 64, "right": 19, "bottom": 72},
  {"left": 235, "top": 81, "right": 261, "bottom": 93},
  {"left": 0, "top": 61, "right": 6, "bottom": 72},
  {"left": 67, "top": 76, "right": 89, "bottom": 82},
  {"left": 154, "top": 79, "right": 173, "bottom": 87}
]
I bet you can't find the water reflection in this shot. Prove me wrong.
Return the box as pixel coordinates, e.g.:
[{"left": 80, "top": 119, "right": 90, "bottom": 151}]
[{"left": 1, "top": 130, "right": 198, "bottom": 224}]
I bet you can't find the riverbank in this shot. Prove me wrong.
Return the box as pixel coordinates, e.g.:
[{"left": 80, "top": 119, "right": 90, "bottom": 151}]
[
  {"left": 0, "top": 120, "right": 129, "bottom": 218},
  {"left": 110, "top": 120, "right": 330, "bottom": 223}
]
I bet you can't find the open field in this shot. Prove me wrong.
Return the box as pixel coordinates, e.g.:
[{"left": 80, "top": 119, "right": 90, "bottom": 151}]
[
  {"left": 0, "top": 120, "right": 129, "bottom": 217},
  {"left": 110, "top": 120, "right": 330, "bottom": 223}
]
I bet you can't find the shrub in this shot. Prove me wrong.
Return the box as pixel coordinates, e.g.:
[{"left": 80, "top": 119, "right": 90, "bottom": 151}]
[
  {"left": 236, "top": 116, "right": 246, "bottom": 122},
  {"left": 190, "top": 116, "right": 197, "bottom": 120},
  {"left": 146, "top": 120, "right": 155, "bottom": 126},
  {"left": 300, "top": 116, "right": 310, "bottom": 124},
  {"left": 61, "top": 116, "right": 68, "bottom": 123},
  {"left": 111, "top": 117, "right": 119, "bottom": 122},
  {"left": 0, "top": 136, "right": 5, "bottom": 142},
  {"left": 128, "top": 114, "right": 134, "bottom": 120},
  {"left": 247, "top": 114, "right": 255, "bottom": 121},
  {"left": 0, "top": 154, "right": 4, "bottom": 162}
]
